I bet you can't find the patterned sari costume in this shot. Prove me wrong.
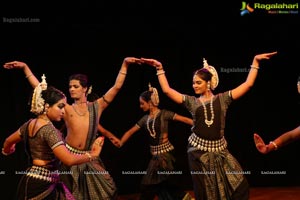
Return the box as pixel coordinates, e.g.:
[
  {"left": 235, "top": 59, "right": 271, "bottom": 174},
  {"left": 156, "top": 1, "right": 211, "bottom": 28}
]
[
  {"left": 60, "top": 101, "right": 117, "bottom": 200},
  {"left": 136, "top": 109, "right": 193, "bottom": 200},
  {"left": 17, "top": 120, "right": 75, "bottom": 200},
  {"left": 183, "top": 91, "right": 249, "bottom": 200}
]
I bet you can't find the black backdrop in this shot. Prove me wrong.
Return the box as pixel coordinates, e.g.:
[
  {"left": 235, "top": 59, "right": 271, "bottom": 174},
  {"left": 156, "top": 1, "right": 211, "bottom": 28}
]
[{"left": 1, "top": 1, "right": 300, "bottom": 199}]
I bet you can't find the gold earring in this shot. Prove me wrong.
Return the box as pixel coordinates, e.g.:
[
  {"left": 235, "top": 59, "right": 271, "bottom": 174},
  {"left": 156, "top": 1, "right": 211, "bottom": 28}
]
[{"left": 207, "top": 82, "right": 211, "bottom": 90}]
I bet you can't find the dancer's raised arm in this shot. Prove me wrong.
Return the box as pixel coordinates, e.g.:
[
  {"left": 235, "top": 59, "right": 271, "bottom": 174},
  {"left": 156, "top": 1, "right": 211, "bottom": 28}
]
[
  {"left": 141, "top": 58, "right": 184, "bottom": 104},
  {"left": 3, "top": 61, "right": 40, "bottom": 88}
]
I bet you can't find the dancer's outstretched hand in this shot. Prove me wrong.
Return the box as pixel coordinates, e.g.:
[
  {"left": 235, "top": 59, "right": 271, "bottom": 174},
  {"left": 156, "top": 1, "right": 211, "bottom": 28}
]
[
  {"left": 91, "top": 136, "right": 105, "bottom": 157},
  {"left": 253, "top": 133, "right": 269, "bottom": 154}
]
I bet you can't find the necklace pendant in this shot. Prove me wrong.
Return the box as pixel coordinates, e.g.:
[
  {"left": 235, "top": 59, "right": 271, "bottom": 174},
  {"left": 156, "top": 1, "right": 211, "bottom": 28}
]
[
  {"left": 200, "top": 95, "right": 215, "bottom": 128},
  {"left": 205, "top": 119, "right": 213, "bottom": 127}
]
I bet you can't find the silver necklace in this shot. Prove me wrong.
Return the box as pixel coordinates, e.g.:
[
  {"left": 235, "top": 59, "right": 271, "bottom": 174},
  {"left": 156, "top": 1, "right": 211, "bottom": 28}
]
[
  {"left": 199, "top": 95, "right": 214, "bottom": 127},
  {"left": 147, "top": 110, "right": 159, "bottom": 138},
  {"left": 72, "top": 102, "right": 88, "bottom": 116}
]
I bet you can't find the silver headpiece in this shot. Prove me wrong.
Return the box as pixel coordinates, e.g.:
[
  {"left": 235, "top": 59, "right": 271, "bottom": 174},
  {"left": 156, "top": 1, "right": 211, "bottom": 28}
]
[
  {"left": 30, "top": 74, "right": 48, "bottom": 115},
  {"left": 203, "top": 58, "right": 219, "bottom": 90},
  {"left": 148, "top": 83, "right": 159, "bottom": 106}
]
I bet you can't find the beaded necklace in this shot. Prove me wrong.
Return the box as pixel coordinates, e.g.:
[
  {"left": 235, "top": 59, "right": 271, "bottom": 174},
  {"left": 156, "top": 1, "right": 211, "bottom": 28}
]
[
  {"left": 199, "top": 95, "right": 214, "bottom": 127},
  {"left": 147, "top": 110, "right": 160, "bottom": 138}
]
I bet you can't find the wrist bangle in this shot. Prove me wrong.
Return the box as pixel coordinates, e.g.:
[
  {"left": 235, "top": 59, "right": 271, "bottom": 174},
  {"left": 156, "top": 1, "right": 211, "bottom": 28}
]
[
  {"left": 2, "top": 148, "right": 9, "bottom": 156},
  {"left": 85, "top": 152, "right": 93, "bottom": 161},
  {"left": 119, "top": 71, "right": 127, "bottom": 75},
  {"left": 250, "top": 65, "right": 259, "bottom": 70},
  {"left": 26, "top": 74, "right": 33, "bottom": 79},
  {"left": 156, "top": 70, "right": 165, "bottom": 76},
  {"left": 269, "top": 141, "right": 278, "bottom": 150}
]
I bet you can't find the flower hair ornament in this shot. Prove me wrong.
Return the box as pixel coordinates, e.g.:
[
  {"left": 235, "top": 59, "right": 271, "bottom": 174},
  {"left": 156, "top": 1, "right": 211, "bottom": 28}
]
[
  {"left": 87, "top": 85, "right": 92, "bottom": 95},
  {"left": 148, "top": 83, "right": 159, "bottom": 106},
  {"left": 30, "top": 74, "right": 48, "bottom": 115},
  {"left": 203, "top": 58, "right": 219, "bottom": 90}
]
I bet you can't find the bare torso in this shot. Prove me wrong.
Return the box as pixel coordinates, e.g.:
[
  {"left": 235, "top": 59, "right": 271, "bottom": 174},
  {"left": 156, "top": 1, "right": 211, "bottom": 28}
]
[{"left": 64, "top": 103, "right": 99, "bottom": 150}]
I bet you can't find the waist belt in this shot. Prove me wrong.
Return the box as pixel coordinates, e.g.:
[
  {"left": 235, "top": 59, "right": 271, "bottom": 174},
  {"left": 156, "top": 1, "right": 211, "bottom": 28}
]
[
  {"left": 188, "top": 133, "right": 227, "bottom": 152},
  {"left": 66, "top": 143, "right": 88, "bottom": 155},
  {"left": 150, "top": 141, "right": 174, "bottom": 155},
  {"left": 26, "top": 165, "right": 59, "bottom": 183}
]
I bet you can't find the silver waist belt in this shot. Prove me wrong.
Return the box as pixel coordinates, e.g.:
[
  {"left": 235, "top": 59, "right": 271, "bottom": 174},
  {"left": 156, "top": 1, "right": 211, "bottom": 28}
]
[
  {"left": 150, "top": 141, "right": 174, "bottom": 155},
  {"left": 26, "top": 165, "right": 60, "bottom": 183},
  {"left": 188, "top": 133, "right": 227, "bottom": 152},
  {"left": 66, "top": 143, "right": 88, "bottom": 155}
]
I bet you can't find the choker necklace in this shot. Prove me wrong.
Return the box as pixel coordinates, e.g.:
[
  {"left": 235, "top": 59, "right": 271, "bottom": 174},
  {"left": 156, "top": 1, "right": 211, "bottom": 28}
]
[
  {"left": 147, "top": 110, "right": 160, "bottom": 138},
  {"left": 72, "top": 102, "right": 88, "bottom": 116},
  {"left": 199, "top": 95, "right": 214, "bottom": 127}
]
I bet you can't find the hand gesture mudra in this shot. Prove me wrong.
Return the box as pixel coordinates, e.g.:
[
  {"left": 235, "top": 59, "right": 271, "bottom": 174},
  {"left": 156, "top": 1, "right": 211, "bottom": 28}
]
[
  {"left": 140, "top": 58, "right": 163, "bottom": 69},
  {"left": 252, "top": 51, "right": 278, "bottom": 66},
  {"left": 253, "top": 133, "right": 269, "bottom": 154},
  {"left": 3, "top": 61, "right": 28, "bottom": 70}
]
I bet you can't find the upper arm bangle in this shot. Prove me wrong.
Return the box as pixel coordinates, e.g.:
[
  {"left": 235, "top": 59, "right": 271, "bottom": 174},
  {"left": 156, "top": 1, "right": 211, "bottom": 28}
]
[
  {"left": 269, "top": 141, "right": 278, "bottom": 150},
  {"left": 250, "top": 65, "right": 259, "bottom": 70},
  {"left": 102, "top": 95, "right": 111, "bottom": 105}
]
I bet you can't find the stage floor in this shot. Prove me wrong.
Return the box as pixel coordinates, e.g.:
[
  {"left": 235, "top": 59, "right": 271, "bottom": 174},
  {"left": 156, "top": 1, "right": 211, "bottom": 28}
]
[{"left": 117, "top": 186, "right": 300, "bottom": 200}]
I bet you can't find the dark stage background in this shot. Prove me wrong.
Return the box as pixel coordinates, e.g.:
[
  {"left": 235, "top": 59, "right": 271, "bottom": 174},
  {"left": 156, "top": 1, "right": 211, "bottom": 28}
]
[{"left": 1, "top": 1, "right": 299, "bottom": 199}]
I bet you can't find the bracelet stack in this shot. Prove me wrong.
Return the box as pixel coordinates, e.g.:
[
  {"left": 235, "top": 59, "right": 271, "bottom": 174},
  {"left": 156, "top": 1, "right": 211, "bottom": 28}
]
[{"left": 156, "top": 68, "right": 165, "bottom": 76}]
